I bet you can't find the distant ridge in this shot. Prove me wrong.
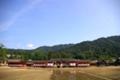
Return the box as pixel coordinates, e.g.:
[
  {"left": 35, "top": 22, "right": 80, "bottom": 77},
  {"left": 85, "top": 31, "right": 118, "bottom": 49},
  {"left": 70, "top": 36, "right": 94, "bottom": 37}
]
[{"left": 8, "top": 35, "right": 120, "bottom": 60}]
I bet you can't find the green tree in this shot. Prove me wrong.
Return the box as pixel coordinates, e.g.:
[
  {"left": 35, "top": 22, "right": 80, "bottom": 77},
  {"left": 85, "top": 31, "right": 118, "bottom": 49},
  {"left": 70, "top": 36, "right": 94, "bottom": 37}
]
[
  {"left": 32, "top": 50, "right": 47, "bottom": 60},
  {"left": 0, "top": 43, "right": 7, "bottom": 64}
]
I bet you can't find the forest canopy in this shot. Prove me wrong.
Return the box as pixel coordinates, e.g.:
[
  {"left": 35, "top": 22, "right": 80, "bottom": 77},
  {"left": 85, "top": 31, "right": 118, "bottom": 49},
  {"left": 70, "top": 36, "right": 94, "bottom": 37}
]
[{"left": 1, "top": 35, "right": 120, "bottom": 61}]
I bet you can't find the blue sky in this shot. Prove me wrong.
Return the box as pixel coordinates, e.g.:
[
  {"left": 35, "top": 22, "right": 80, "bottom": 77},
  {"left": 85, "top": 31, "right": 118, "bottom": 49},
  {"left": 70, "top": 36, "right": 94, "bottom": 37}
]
[{"left": 0, "top": 0, "right": 120, "bottom": 49}]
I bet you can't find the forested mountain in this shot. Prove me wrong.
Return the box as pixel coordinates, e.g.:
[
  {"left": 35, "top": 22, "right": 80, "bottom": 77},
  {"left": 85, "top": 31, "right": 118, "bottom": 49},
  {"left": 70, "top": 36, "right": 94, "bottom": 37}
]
[
  {"left": 35, "top": 44, "right": 74, "bottom": 52},
  {"left": 2, "top": 35, "right": 120, "bottom": 60},
  {"left": 7, "top": 44, "right": 74, "bottom": 60},
  {"left": 58, "top": 36, "right": 120, "bottom": 60}
]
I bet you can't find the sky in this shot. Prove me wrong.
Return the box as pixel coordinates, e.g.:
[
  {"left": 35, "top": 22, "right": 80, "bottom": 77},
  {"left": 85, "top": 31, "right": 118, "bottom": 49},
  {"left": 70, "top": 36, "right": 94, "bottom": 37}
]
[{"left": 0, "top": 0, "right": 120, "bottom": 49}]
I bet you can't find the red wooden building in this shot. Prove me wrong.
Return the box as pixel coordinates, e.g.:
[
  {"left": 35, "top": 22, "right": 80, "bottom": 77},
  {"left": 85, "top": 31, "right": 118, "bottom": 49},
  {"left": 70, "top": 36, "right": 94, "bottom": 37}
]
[
  {"left": 7, "top": 59, "right": 90, "bottom": 68},
  {"left": 32, "top": 60, "right": 54, "bottom": 67},
  {"left": 7, "top": 59, "right": 26, "bottom": 67},
  {"left": 50, "top": 59, "right": 90, "bottom": 67},
  {"left": 76, "top": 60, "right": 90, "bottom": 67},
  {"left": 61, "top": 60, "right": 90, "bottom": 67}
]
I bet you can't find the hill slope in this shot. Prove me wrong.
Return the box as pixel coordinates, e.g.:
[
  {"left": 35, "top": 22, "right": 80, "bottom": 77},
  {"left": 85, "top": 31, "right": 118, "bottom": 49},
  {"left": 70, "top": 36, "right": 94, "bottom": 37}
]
[
  {"left": 7, "top": 35, "right": 120, "bottom": 60},
  {"left": 57, "top": 36, "right": 120, "bottom": 59},
  {"left": 35, "top": 44, "right": 74, "bottom": 52}
]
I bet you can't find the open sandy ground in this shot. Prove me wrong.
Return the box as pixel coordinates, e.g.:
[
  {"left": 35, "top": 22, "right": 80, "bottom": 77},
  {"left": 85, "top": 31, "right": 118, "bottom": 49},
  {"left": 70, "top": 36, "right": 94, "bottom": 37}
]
[{"left": 0, "top": 66, "right": 120, "bottom": 80}]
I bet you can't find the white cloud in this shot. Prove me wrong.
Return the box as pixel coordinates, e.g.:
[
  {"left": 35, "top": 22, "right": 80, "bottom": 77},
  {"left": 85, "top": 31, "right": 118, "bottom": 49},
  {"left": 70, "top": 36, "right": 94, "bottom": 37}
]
[
  {"left": 0, "top": 0, "right": 43, "bottom": 32},
  {"left": 27, "top": 43, "right": 34, "bottom": 49}
]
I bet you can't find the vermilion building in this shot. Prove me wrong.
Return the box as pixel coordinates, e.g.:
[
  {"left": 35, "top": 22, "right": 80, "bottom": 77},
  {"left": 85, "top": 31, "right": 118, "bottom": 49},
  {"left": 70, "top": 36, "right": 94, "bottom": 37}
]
[{"left": 7, "top": 59, "right": 26, "bottom": 67}]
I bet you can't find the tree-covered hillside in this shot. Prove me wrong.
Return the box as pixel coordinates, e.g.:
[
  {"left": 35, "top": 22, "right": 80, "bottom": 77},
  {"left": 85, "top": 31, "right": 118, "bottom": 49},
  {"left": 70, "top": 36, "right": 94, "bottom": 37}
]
[
  {"left": 35, "top": 44, "right": 74, "bottom": 52},
  {"left": 1, "top": 35, "right": 120, "bottom": 61},
  {"left": 59, "top": 36, "right": 120, "bottom": 60}
]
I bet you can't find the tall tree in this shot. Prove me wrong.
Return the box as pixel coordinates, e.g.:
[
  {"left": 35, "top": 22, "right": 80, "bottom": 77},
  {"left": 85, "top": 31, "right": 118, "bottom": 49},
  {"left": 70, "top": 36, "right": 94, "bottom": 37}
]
[{"left": 0, "top": 43, "right": 7, "bottom": 64}]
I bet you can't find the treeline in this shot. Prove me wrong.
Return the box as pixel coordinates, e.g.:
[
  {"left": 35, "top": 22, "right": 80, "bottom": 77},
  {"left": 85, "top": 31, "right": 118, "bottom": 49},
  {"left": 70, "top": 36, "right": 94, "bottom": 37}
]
[
  {"left": 60, "top": 36, "right": 120, "bottom": 60},
  {"left": 7, "top": 49, "right": 73, "bottom": 60},
  {"left": 0, "top": 36, "right": 120, "bottom": 62}
]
